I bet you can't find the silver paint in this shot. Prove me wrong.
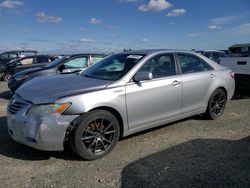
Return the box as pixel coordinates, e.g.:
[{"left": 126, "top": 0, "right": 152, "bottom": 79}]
[{"left": 7, "top": 50, "right": 235, "bottom": 151}]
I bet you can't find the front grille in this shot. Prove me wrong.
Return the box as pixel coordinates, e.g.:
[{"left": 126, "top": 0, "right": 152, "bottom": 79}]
[{"left": 8, "top": 100, "right": 27, "bottom": 114}]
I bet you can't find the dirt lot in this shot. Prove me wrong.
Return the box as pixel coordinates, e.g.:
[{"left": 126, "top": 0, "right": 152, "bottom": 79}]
[{"left": 0, "top": 81, "right": 249, "bottom": 188}]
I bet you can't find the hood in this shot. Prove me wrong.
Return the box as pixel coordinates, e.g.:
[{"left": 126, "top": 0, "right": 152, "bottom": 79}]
[
  {"left": 13, "top": 67, "right": 46, "bottom": 77},
  {"left": 16, "top": 74, "right": 112, "bottom": 104}
]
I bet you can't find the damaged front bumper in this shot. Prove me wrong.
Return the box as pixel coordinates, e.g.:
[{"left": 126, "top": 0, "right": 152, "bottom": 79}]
[{"left": 7, "top": 95, "right": 78, "bottom": 151}]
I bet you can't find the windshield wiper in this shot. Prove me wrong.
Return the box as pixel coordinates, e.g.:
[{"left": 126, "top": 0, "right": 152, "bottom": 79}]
[{"left": 83, "top": 74, "right": 98, "bottom": 79}]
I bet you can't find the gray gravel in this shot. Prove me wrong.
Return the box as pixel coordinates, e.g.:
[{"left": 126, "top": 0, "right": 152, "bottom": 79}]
[{"left": 0, "top": 81, "right": 249, "bottom": 188}]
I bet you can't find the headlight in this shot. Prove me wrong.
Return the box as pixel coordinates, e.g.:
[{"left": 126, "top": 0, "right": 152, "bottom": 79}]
[
  {"left": 15, "top": 74, "right": 30, "bottom": 81},
  {"left": 28, "top": 103, "right": 71, "bottom": 116}
]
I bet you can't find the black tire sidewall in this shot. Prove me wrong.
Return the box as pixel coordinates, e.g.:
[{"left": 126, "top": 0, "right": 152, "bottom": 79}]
[
  {"left": 72, "top": 110, "right": 120, "bottom": 160},
  {"left": 207, "top": 89, "right": 226, "bottom": 119},
  {"left": 3, "top": 73, "right": 11, "bottom": 81}
]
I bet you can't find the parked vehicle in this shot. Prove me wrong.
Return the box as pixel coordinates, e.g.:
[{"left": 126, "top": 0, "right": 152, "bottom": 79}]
[
  {"left": 8, "top": 53, "right": 105, "bottom": 92},
  {"left": 0, "top": 50, "right": 38, "bottom": 80},
  {"left": 7, "top": 50, "right": 235, "bottom": 160},
  {"left": 0, "top": 55, "right": 56, "bottom": 81},
  {"left": 203, "top": 50, "right": 228, "bottom": 63},
  {"left": 228, "top": 43, "right": 250, "bottom": 57},
  {"left": 0, "top": 50, "right": 37, "bottom": 64},
  {"left": 220, "top": 56, "right": 250, "bottom": 90}
]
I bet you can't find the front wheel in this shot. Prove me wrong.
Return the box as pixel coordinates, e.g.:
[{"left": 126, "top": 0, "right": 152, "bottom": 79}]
[
  {"left": 71, "top": 110, "right": 120, "bottom": 160},
  {"left": 205, "top": 89, "right": 227, "bottom": 119}
]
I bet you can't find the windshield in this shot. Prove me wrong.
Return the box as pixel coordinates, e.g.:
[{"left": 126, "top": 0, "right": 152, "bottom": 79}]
[
  {"left": 44, "top": 57, "right": 66, "bottom": 68},
  {"left": 80, "top": 53, "right": 145, "bottom": 81}
]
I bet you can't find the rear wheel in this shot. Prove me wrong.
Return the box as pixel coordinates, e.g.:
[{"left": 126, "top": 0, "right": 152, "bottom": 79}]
[
  {"left": 71, "top": 110, "right": 120, "bottom": 160},
  {"left": 205, "top": 89, "right": 227, "bottom": 119}
]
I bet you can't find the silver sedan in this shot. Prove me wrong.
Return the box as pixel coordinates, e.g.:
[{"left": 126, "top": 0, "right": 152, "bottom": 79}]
[{"left": 7, "top": 50, "right": 235, "bottom": 160}]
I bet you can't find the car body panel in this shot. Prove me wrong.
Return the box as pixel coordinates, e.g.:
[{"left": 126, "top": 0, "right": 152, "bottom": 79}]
[
  {"left": 16, "top": 74, "right": 112, "bottom": 104},
  {"left": 7, "top": 95, "right": 77, "bottom": 151},
  {"left": 180, "top": 71, "right": 215, "bottom": 114},
  {"left": 125, "top": 76, "right": 182, "bottom": 129}
]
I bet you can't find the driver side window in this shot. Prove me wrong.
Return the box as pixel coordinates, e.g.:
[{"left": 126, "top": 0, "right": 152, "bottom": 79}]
[
  {"left": 64, "top": 57, "right": 88, "bottom": 68},
  {"left": 138, "top": 53, "right": 176, "bottom": 79}
]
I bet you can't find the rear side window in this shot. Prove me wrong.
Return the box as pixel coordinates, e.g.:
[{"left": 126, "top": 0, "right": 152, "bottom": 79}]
[
  {"left": 36, "top": 56, "right": 50, "bottom": 63},
  {"left": 20, "top": 58, "right": 34, "bottom": 65},
  {"left": 203, "top": 52, "right": 212, "bottom": 59},
  {"left": 64, "top": 57, "right": 88, "bottom": 68},
  {"left": 90, "top": 56, "right": 104, "bottom": 65},
  {"left": 178, "top": 54, "right": 213, "bottom": 74}
]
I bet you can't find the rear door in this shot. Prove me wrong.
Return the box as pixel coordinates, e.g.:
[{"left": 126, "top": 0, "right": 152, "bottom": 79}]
[
  {"left": 177, "top": 53, "right": 215, "bottom": 114},
  {"left": 15, "top": 57, "right": 35, "bottom": 72},
  {"left": 126, "top": 53, "right": 182, "bottom": 129},
  {"left": 34, "top": 56, "right": 50, "bottom": 67},
  {"left": 16, "top": 56, "right": 48, "bottom": 70}
]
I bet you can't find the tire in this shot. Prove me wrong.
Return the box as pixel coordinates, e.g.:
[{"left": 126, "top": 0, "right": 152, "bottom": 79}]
[
  {"left": 3, "top": 73, "right": 11, "bottom": 82},
  {"left": 71, "top": 110, "right": 120, "bottom": 160},
  {"left": 205, "top": 89, "right": 227, "bottom": 120}
]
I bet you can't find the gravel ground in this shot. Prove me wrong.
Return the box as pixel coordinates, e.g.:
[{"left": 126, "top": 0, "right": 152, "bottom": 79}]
[{"left": 0, "top": 81, "right": 249, "bottom": 188}]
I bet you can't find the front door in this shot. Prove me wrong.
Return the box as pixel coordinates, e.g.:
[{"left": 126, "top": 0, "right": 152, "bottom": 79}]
[{"left": 125, "top": 53, "right": 182, "bottom": 129}]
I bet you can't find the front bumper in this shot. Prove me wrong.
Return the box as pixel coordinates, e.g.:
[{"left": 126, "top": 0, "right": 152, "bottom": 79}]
[{"left": 7, "top": 95, "right": 78, "bottom": 151}]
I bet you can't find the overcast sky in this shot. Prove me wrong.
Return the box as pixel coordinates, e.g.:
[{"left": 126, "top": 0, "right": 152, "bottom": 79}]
[{"left": 0, "top": 0, "right": 250, "bottom": 54}]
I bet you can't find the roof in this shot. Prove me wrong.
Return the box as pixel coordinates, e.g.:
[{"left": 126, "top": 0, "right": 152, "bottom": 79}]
[
  {"left": 0, "top": 50, "right": 37, "bottom": 54},
  {"left": 68, "top": 53, "right": 107, "bottom": 57},
  {"left": 229, "top": 43, "right": 250, "bottom": 48},
  {"left": 204, "top": 50, "right": 226, "bottom": 53},
  {"left": 14, "top": 54, "right": 54, "bottom": 60},
  {"left": 120, "top": 49, "right": 189, "bottom": 55}
]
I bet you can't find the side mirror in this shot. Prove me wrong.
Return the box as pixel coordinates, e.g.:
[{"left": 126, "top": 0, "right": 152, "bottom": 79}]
[
  {"left": 58, "top": 64, "right": 67, "bottom": 72},
  {"left": 133, "top": 71, "right": 153, "bottom": 82}
]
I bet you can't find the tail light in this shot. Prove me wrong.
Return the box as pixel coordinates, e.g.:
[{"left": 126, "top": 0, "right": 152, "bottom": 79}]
[{"left": 230, "top": 71, "right": 235, "bottom": 79}]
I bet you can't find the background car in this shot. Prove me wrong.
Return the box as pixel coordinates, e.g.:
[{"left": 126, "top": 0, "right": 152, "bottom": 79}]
[
  {"left": 0, "top": 50, "right": 37, "bottom": 64},
  {"left": 8, "top": 53, "right": 106, "bottom": 92},
  {"left": 203, "top": 50, "right": 228, "bottom": 63},
  {"left": 0, "top": 50, "right": 38, "bottom": 80},
  {"left": 7, "top": 50, "right": 235, "bottom": 160},
  {"left": 0, "top": 55, "right": 56, "bottom": 81}
]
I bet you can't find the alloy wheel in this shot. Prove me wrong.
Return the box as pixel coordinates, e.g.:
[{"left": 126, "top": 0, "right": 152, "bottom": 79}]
[
  {"left": 210, "top": 92, "right": 226, "bottom": 116},
  {"left": 81, "top": 117, "right": 116, "bottom": 154}
]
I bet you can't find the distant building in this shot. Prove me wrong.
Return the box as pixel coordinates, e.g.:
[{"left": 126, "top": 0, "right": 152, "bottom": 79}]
[{"left": 229, "top": 43, "right": 250, "bottom": 56}]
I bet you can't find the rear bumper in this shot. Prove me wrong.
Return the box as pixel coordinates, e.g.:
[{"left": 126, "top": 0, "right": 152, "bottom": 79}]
[{"left": 235, "top": 74, "right": 250, "bottom": 90}]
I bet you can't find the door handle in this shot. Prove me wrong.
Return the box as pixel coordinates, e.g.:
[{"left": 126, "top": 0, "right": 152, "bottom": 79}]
[
  {"left": 171, "top": 80, "right": 181, "bottom": 86},
  {"left": 210, "top": 74, "right": 216, "bottom": 78}
]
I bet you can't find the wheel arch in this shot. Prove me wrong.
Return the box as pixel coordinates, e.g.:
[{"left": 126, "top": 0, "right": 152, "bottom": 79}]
[
  {"left": 215, "top": 86, "right": 228, "bottom": 100},
  {"left": 90, "top": 106, "right": 125, "bottom": 139}
]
